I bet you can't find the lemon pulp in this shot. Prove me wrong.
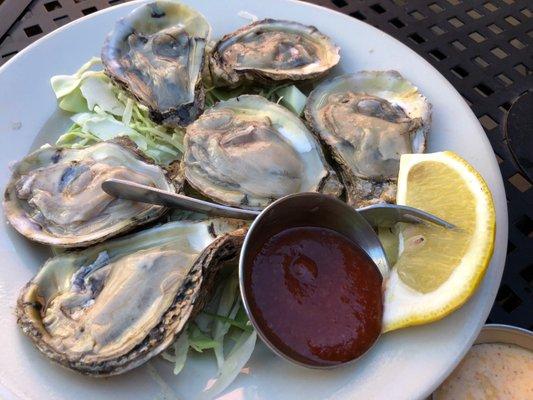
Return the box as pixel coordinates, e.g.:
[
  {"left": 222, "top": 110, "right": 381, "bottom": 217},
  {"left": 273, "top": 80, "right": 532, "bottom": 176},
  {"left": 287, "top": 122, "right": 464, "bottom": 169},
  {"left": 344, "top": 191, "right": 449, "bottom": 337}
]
[
  {"left": 397, "top": 161, "right": 475, "bottom": 293},
  {"left": 382, "top": 151, "right": 495, "bottom": 332}
]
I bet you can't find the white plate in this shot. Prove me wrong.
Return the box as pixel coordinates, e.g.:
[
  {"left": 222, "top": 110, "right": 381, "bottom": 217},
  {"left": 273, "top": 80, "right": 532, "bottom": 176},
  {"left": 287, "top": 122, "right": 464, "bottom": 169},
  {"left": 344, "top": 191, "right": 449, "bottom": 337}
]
[{"left": 0, "top": 1, "right": 508, "bottom": 399}]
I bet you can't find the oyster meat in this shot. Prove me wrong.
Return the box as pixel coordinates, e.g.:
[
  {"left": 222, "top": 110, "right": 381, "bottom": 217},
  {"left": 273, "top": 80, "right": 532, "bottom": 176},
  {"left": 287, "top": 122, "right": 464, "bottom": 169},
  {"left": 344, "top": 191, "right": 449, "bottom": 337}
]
[
  {"left": 305, "top": 71, "right": 431, "bottom": 207},
  {"left": 101, "top": 1, "right": 210, "bottom": 126},
  {"left": 3, "top": 140, "right": 178, "bottom": 247},
  {"left": 182, "top": 95, "right": 342, "bottom": 210},
  {"left": 209, "top": 19, "right": 340, "bottom": 88},
  {"left": 17, "top": 218, "right": 245, "bottom": 376}
]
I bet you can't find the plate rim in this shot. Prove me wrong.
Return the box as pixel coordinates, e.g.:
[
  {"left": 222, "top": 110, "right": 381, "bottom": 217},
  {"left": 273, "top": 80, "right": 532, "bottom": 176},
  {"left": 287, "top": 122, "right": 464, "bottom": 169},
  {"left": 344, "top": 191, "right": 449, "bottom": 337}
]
[{"left": 0, "top": 1, "right": 508, "bottom": 399}]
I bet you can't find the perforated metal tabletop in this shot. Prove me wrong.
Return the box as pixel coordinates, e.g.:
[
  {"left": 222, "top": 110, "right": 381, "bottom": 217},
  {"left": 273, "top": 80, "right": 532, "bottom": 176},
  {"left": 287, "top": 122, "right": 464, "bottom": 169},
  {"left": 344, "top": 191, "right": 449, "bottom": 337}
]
[{"left": 0, "top": 0, "right": 531, "bottom": 330}]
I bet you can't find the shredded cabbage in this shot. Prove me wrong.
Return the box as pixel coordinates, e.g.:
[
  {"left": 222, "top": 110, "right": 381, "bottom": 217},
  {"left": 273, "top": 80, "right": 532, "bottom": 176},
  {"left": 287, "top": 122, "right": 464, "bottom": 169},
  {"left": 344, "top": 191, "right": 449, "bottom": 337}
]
[
  {"left": 160, "top": 273, "right": 255, "bottom": 399},
  {"left": 80, "top": 75, "right": 125, "bottom": 116},
  {"left": 161, "top": 330, "right": 189, "bottom": 375},
  {"left": 205, "top": 82, "right": 308, "bottom": 115},
  {"left": 188, "top": 323, "right": 220, "bottom": 352},
  {"left": 50, "top": 57, "right": 101, "bottom": 98},
  {"left": 51, "top": 58, "right": 184, "bottom": 165},
  {"left": 276, "top": 84, "right": 308, "bottom": 116},
  {"left": 212, "top": 275, "right": 240, "bottom": 369},
  {"left": 197, "top": 330, "right": 257, "bottom": 400}
]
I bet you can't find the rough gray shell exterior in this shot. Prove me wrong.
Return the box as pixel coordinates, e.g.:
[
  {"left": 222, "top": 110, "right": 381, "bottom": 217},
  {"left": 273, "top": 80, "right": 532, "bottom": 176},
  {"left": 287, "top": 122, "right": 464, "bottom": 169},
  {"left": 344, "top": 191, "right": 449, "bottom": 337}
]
[
  {"left": 182, "top": 95, "right": 343, "bottom": 210},
  {"left": 101, "top": 1, "right": 210, "bottom": 127},
  {"left": 16, "top": 219, "right": 246, "bottom": 376},
  {"left": 209, "top": 19, "right": 340, "bottom": 88},
  {"left": 305, "top": 71, "right": 431, "bottom": 207},
  {"left": 3, "top": 137, "right": 181, "bottom": 248}
]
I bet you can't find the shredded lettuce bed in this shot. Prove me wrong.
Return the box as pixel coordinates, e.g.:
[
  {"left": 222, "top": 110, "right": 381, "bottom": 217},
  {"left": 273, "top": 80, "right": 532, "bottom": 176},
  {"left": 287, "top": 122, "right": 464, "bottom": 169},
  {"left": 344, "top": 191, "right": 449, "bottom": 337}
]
[
  {"left": 50, "top": 57, "right": 309, "bottom": 398},
  {"left": 161, "top": 272, "right": 255, "bottom": 398},
  {"left": 51, "top": 58, "right": 184, "bottom": 165},
  {"left": 205, "top": 82, "right": 307, "bottom": 116}
]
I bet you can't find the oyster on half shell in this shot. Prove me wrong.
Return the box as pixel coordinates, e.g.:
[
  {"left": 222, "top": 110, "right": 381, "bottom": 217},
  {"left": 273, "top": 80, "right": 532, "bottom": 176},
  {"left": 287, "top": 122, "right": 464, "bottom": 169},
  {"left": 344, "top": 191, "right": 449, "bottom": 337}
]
[
  {"left": 101, "top": 1, "right": 210, "bottom": 126},
  {"left": 305, "top": 71, "right": 431, "bottom": 207},
  {"left": 17, "top": 218, "right": 245, "bottom": 376},
  {"left": 182, "top": 95, "right": 342, "bottom": 210},
  {"left": 3, "top": 139, "right": 179, "bottom": 247},
  {"left": 209, "top": 19, "right": 340, "bottom": 88}
]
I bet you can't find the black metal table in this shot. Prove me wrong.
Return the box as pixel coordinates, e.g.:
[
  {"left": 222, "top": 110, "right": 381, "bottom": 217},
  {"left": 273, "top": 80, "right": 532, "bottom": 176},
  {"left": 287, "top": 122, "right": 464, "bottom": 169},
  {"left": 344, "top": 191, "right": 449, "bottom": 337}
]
[{"left": 0, "top": 0, "right": 531, "bottom": 330}]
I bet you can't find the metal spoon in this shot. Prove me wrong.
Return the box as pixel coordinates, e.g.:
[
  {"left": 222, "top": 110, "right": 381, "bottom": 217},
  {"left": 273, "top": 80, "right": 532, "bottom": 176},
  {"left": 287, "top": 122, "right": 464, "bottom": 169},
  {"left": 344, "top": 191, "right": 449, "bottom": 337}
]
[{"left": 101, "top": 178, "right": 455, "bottom": 229}]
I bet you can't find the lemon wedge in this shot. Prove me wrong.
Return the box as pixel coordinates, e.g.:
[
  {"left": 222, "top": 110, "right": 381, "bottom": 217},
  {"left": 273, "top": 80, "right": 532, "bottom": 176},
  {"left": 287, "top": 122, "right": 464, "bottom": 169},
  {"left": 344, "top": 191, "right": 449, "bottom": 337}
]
[{"left": 382, "top": 151, "right": 496, "bottom": 332}]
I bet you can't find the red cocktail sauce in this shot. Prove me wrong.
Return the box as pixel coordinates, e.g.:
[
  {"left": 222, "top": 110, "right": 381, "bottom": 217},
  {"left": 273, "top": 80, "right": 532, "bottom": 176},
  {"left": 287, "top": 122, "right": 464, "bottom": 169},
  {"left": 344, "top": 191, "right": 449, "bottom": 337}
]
[{"left": 246, "top": 226, "right": 383, "bottom": 367}]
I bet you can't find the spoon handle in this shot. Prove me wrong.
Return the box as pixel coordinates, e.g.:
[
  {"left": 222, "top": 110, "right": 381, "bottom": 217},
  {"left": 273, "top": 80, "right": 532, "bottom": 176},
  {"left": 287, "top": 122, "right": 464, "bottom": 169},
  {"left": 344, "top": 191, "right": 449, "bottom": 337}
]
[
  {"left": 102, "top": 179, "right": 454, "bottom": 229},
  {"left": 101, "top": 179, "right": 259, "bottom": 220}
]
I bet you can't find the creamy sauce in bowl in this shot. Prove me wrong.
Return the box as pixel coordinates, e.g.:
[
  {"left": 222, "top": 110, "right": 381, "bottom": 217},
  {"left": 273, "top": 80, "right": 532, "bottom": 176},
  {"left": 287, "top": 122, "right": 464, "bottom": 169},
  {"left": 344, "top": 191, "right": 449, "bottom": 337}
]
[{"left": 434, "top": 343, "right": 533, "bottom": 399}]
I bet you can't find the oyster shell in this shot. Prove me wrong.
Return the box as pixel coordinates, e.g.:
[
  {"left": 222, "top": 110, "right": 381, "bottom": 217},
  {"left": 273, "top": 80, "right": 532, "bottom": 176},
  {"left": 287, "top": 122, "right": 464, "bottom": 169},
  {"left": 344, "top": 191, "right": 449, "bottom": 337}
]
[
  {"left": 3, "top": 139, "right": 178, "bottom": 247},
  {"left": 101, "top": 1, "right": 210, "bottom": 126},
  {"left": 305, "top": 71, "right": 431, "bottom": 207},
  {"left": 209, "top": 19, "right": 340, "bottom": 88},
  {"left": 17, "top": 218, "right": 245, "bottom": 376},
  {"left": 182, "top": 95, "right": 342, "bottom": 210}
]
